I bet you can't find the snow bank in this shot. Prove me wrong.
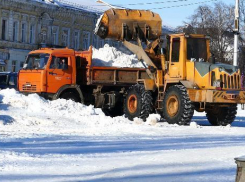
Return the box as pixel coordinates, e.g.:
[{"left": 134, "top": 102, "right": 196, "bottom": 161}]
[
  {"left": 92, "top": 44, "right": 144, "bottom": 68},
  {"left": 0, "top": 89, "right": 139, "bottom": 135}
]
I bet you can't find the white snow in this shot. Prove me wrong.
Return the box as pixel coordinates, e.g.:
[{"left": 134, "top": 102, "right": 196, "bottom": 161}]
[
  {"left": 1, "top": 89, "right": 245, "bottom": 182},
  {"left": 92, "top": 44, "right": 144, "bottom": 68}
]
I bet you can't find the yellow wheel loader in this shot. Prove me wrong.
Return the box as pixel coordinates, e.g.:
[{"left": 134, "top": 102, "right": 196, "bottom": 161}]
[{"left": 95, "top": 8, "right": 245, "bottom": 126}]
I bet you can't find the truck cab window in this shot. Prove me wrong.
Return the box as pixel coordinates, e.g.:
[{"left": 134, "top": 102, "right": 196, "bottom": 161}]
[
  {"left": 50, "top": 57, "right": 68, "bottom": 70},
  {"left": 171, "top": 38, "right": 180, "bottom": 62},
  {"left": 24, "top": 54, "right": 50, "bottom": 69}
]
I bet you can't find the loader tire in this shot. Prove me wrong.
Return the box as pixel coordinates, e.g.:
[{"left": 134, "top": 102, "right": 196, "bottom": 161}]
[
  {"left": 60, "top": 92, "right": 80, "bottom": 102},
  {"left": 206, "top": 104, "right": 237, "bottom": 126},
  {"left": 162, "top": 85, "right": 194, "bottom": 125},
  {"left": 124, "top": 84, "right": 153, "bottom": 121}
]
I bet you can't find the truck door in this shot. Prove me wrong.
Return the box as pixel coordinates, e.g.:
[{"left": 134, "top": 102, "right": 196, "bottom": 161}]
[
  {"left": 169, "top": 38, "right": 181, "bottom": 78},
  {"left": 46, "top": 56, "right": 72, "bottom": 93}
]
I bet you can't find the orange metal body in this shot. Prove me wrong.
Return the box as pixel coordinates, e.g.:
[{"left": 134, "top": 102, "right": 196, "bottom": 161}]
[
  {"left": 18, "top": 47, "right": 149, "bottom": 95},
  {"left": 95, "top": 9, "right": 162, "bottom": 41}
]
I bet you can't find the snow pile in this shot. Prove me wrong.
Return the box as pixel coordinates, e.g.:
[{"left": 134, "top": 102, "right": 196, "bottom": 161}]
[
  {"left": 1, "top": 89, "right": 102, "bottom": 117},
  {"left": 0, "top": 89, "right": 142, "bottom": 135},
  {"left": 92, "top": 44, "right": 144, "bottom": 68}
]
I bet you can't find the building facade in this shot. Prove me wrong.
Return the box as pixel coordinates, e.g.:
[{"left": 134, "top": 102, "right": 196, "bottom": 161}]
[{"left": 0, "top": 0, "right": 103, "bottom": 72}]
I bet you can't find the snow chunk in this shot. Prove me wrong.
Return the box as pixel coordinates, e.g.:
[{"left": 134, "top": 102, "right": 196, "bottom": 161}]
[
  {"left": 92, "top": 44, "right": 144, "bottom": 68},
  {"left": 146, "top": 114, "right": 161, "bottom": 126},
  {"left": 190, "top": 122, "right": 200, "bottom": 128}
]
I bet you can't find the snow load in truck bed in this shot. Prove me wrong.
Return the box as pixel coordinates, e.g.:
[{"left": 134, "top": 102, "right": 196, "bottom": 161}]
[{"left": 92, "top": 44, "right": 144, "bottom": 68}]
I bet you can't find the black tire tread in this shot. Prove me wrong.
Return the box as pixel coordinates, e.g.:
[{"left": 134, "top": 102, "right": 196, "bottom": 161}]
[
  {"left": 124, "top": 84, "right": 153, "bottom": 121},
  {"left": 162, "top": 85, "right": 194, "bottom": 125},
  {"left": 206, "top": 104, "right": 237, "bottom": 126}
]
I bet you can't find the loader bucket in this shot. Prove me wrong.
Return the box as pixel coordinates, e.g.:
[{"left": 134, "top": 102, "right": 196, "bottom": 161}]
[{"left": 95, "top": 8, "right": 162, "bottom": 42}]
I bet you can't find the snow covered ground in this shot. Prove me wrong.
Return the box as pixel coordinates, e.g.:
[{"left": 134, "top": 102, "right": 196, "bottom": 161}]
[{"left": 0, "top": 89, "right": 245, "bottom": 182}]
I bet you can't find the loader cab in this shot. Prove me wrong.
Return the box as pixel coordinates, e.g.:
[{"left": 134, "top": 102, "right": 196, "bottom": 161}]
[{"left": 167, "top": 34, "right": 210, "bottom": 80}]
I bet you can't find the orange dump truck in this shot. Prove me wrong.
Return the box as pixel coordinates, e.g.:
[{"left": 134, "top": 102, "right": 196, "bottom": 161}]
[{"left": 18, "top": 47, "right": 149, "bottom": 116}]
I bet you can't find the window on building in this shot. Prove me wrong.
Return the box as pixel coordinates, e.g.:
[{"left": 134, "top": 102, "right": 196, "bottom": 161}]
[
  {"left": 21, "top": 23, "right": 27, "bottom": 43},
  {"left": 82, "top": 31, "right": 90, "bottom": 50},
  {"left": 29, "top": 25, "right": 35, "bottom": 44},
  {"left": 74, "top": 31, "right": 79, "bottom": 50},
  {"left": 62, "top": 29, "right": 69, "bottom": 47},
  {"left": 40, "top": 30, "right": 47, "bottom": 44},
  {"left": 92, "top": 35, "right": 98, "bottom": 49},
  {"left": 98, "top": 39, "right": 104, "bottom": 48},
  {"left": 2, "top": 19, "right": 7, "bottom": 40},
  {"left": 13, "top": 22, "right": 18, "bottom": 42},
  {"left": 52, "top": 27, "right": 58, "bottom": 45},
  {"left": 12, "top": 60, "right": 17, "bottom": 72},
  {"left": 20, "top": 61, "right": 24, "bottom": 68}
]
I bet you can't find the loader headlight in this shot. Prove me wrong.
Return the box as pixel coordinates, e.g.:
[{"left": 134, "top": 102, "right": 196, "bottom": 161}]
[
  {"left": 213, "top": 80, "right": 221, "bottom": 87},
  {"left": 219, "top": 67, "right": 224, "bottom": 72}
]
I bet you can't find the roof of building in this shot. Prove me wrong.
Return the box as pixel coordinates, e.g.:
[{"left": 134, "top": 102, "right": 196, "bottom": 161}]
[{"left": 32, "top": 0, "right": 105, "bottom": 14}]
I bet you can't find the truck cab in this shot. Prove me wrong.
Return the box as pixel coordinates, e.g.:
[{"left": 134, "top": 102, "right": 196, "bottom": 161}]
[{"left": 18, "top": 48, "right": 78, "bottom": 99}]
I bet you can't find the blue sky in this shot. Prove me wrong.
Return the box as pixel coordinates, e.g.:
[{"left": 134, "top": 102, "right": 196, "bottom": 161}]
[{"left": 71, "top": 0, "right": 236, "bottom": 27}]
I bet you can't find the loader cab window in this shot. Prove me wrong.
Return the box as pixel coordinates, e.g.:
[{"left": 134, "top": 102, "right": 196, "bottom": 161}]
[
  {"left": 187, "top": 38, "right": 207, "bottom": 62},
  {"left": 24, "top": 54, "right": 50, "bottom": 69},
  {"left": 171, "top": 38, "right": 180, "bottom": 62},
  {"left": 50, "top": 57, "right": 68, "bottom": 70}
]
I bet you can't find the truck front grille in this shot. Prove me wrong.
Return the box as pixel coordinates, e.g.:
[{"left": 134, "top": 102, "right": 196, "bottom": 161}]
[
  {"left": 220, "top": 74, "right": 240, "bottom": 89},
  {"left": 22, "top": 84, "right": 37, "bottom": 91}
]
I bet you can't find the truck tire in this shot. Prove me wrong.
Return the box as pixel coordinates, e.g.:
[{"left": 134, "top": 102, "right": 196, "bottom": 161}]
[
  {"left": 60, "top": 92, "right": 80, "bottom": 102},
  {"left": 206, "top": 104, "right": 237, "bottom": 126},
  {"left": 124, "top": 84, "right": 153, "bottom": 121},
  {"left": 103, "top": 101, "right": 124, "bottom": 117},
  {"left": 162, "top": 85, "right": 194, "bottom": 125}
]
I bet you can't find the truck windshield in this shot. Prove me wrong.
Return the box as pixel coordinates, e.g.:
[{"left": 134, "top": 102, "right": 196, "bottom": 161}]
[
  {"left": 187, "top": 38, "right": 207, "bottom": 62},
  {"left": 23, "top": 54, "right": 50, "bottom": 69},
  {"left": 0, "top": 75, "right": 7, "bottom": 85}
]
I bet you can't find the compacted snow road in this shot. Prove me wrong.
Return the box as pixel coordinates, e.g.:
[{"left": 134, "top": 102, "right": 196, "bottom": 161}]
[{"left": 0, "top": 89, "right": 245, "bottom": 182}]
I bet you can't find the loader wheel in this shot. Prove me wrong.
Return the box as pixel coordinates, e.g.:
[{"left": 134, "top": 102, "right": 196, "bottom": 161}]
[
  {"left": 60, "top": 92, "right": 81, "bottom": 102},
  {"left": 124, "top": 84, "right": 153, "bottom": 121},
  {"left": 162, "top": 85, "right": 194, "bottom": 125},
  {"left": 206, "top": 104, "right": 237, "bottom": 126}
]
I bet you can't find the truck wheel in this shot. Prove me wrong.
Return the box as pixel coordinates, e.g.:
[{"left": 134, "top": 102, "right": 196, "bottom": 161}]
[
  {"left": 206, "top": 104, "right": 237, "bottom": 126},
  {"left": 103, "top": 101, "right": 124, "bottom": 117},
  {"left": 60, "top": 92, "right": 81, "bottom": 102},
  {"left": 124, "top": 84, "right": 153, "bottom": 121},
  {"left": 162, "top": 85, "right": 194, "bottom": 125}
]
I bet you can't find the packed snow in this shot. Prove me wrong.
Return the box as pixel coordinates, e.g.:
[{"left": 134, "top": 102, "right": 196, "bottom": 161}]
[
  {"left": 92, "top": 44, "right": 144, "bottom": 68},
  {"left": 1, "top": 89, "right": 245, "bottom": 182}
]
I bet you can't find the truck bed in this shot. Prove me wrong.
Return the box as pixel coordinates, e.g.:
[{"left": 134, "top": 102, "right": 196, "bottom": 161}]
[
  {"left": 76, "top": 48, "right": 150, "bottom": 86},
  {"left": 76, "top": 66, "right": 150, "bottom": 86},
  {"left": 88, "top": 66, "right": 150, "bottom": 85}
]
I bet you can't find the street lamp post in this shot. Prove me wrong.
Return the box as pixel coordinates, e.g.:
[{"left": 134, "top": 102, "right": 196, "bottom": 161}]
[{"left": 234, "top": 0, "right": 239, "bottom": 66}]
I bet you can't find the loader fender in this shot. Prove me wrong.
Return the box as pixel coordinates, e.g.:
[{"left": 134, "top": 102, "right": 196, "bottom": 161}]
[
  {"left": 180, "top": 81, "right": 195, "bottom": 89},
  {"left": 52, "top": 84, "right": 84, "bottom": 103},
  {"left": 143, "top": 79, "right": 157, "bottom": 91}
]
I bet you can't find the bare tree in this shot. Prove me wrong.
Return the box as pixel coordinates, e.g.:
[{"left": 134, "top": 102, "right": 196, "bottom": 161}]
[{"left": 179, "top": 2, "right": 234, "bottom": 64}]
